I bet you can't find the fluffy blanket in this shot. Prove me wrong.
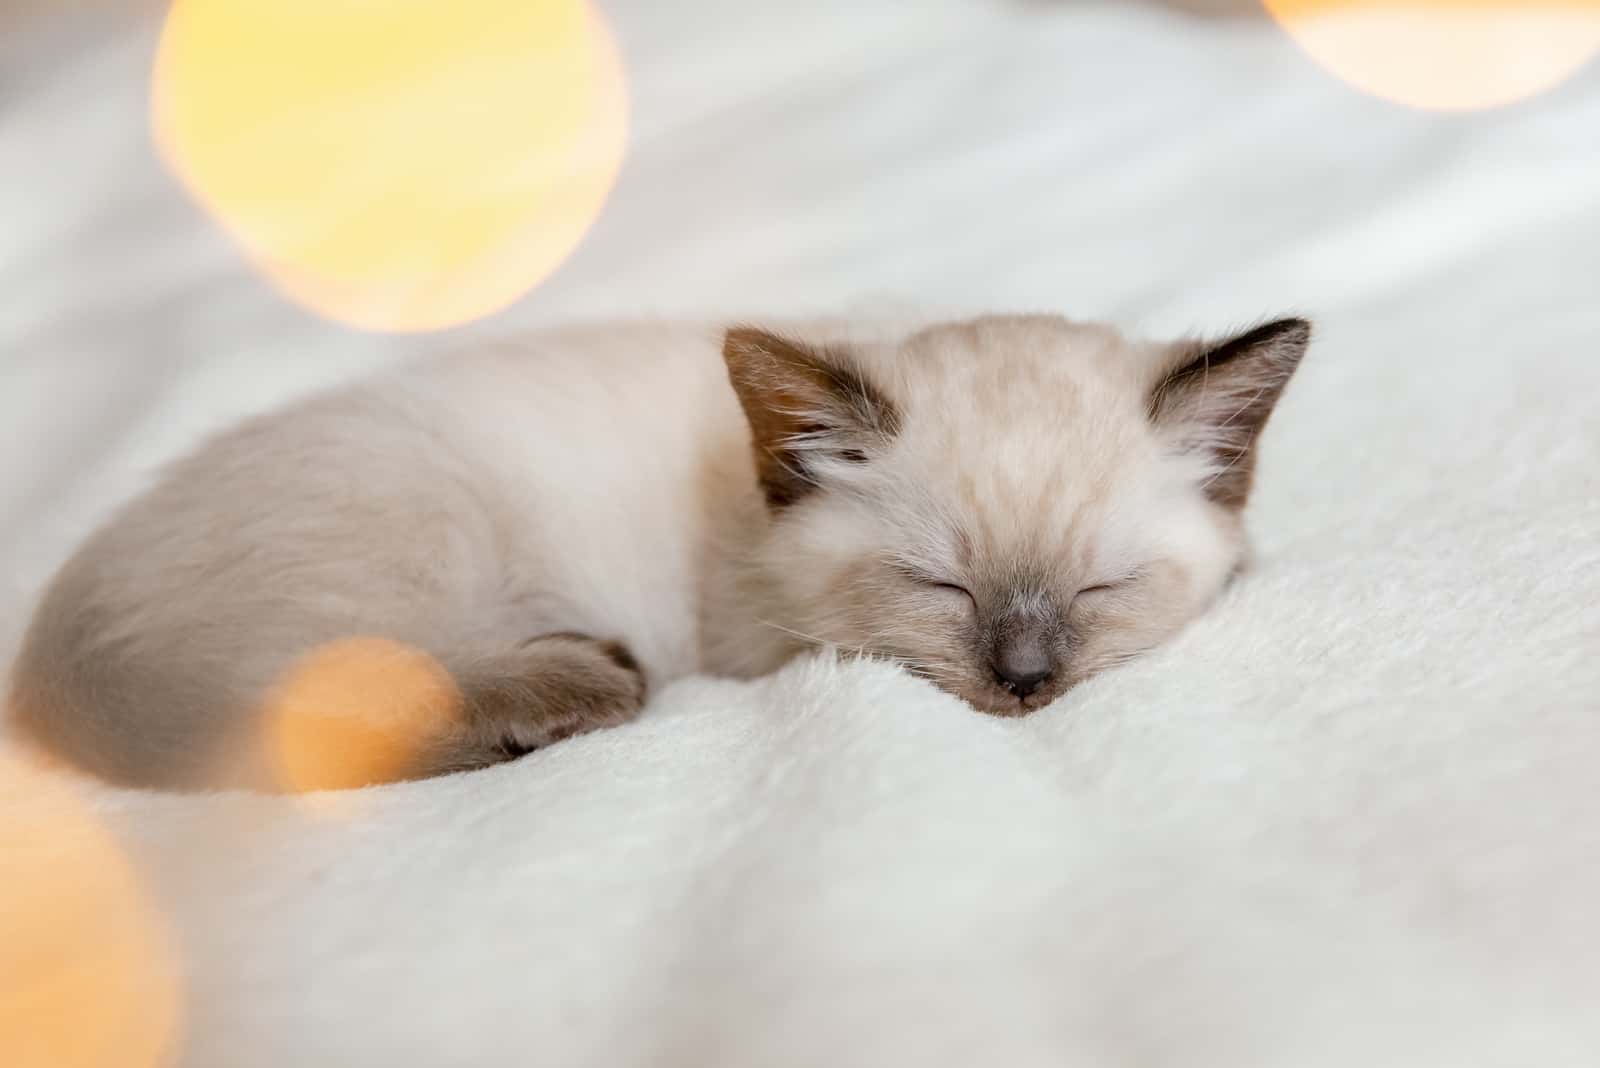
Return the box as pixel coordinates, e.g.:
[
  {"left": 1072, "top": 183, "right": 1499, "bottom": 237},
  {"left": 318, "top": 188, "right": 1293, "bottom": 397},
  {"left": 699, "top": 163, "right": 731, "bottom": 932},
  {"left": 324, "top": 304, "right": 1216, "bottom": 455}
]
[{"left": 3, "top": 2, "right": 1597, "bottom": 1065}]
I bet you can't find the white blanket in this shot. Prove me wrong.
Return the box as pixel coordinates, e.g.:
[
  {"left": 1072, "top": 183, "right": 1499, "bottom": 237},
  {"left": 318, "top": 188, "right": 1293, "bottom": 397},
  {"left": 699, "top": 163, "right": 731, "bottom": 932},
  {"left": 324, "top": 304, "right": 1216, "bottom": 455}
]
[{"left": 4, "top": 2, "right": 1599, "bottom": 1065}]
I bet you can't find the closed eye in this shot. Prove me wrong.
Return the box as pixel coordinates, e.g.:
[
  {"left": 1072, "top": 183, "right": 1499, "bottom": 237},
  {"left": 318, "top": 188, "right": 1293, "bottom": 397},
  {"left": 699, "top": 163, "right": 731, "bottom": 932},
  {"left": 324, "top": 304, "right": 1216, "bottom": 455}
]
[
  {"left": 1078, "top": 569, "right": 1146, "bottom": 598},
  {"left": 931, "top": 582, "right": 977, "bottom": 613},
  {"left": 890, "top": 563, "right": 974, "bottom": 603}
]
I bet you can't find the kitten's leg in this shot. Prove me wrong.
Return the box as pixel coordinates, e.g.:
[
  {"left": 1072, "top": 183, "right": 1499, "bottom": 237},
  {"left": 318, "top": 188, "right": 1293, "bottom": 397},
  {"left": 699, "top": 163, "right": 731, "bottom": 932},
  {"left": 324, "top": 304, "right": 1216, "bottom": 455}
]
[
  {"left": 418, "top": 633, "right": 647, "bottom": 778},
  {"left": 10, "top": 604, "right": 647, "bottom": 791}
]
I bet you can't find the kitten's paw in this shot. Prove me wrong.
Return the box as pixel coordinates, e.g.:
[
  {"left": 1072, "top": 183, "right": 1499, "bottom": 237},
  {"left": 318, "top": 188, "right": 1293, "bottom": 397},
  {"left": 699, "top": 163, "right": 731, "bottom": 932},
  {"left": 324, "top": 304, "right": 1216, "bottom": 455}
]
[{"left": 487, "top": 632, "right": 647, "bottom": 756}]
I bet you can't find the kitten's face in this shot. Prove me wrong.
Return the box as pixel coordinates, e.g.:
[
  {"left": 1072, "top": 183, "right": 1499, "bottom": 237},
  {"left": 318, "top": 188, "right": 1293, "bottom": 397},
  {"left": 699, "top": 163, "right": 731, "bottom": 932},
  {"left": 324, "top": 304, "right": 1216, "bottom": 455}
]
[{"left": 724, "top": 314, "right": 1310, "bottom": 715}]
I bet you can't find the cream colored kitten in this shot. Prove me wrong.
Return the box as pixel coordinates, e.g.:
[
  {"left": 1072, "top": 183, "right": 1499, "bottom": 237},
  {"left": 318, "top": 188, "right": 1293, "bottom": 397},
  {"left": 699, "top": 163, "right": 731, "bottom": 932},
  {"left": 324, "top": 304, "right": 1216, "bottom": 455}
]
[{"left": 7, "top": 314, "right": 1310, "bottom": 790}]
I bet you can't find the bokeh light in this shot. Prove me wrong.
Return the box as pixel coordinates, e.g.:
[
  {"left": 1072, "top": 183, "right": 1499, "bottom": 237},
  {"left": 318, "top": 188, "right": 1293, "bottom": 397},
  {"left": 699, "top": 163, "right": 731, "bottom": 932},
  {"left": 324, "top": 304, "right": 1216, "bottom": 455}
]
[
  {"left": 151, "top": 0, "right": 628, "bottom": 332},
  {"left": 1264, "top": 0, "right": 1600, "bottom": 111},
  {"left": 266, "top": 638, "right": 463, "bottom": 793},
  {"left": 0, "top": 759, "right": 181, "bottom": 1068}
]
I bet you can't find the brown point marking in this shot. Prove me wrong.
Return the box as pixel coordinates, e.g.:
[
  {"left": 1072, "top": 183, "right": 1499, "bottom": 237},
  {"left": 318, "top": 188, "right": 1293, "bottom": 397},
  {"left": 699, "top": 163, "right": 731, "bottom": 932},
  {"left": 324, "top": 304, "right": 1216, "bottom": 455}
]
[
  {"left": 1148, "top": 317, "right": 1312, "bottom": 510},
  {"left": 722, "top": 327, "right": 903, "bottom": 509}
]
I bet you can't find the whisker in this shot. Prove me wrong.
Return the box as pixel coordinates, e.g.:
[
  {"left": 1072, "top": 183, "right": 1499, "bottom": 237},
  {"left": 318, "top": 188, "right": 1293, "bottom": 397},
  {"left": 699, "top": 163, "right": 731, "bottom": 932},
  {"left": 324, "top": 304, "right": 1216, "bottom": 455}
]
[
  {"left": 757, "top": 620, "right": 964, "bottom": 689},
  {"left": 756, "top": 619, "right": 832, "bottom": 647}
]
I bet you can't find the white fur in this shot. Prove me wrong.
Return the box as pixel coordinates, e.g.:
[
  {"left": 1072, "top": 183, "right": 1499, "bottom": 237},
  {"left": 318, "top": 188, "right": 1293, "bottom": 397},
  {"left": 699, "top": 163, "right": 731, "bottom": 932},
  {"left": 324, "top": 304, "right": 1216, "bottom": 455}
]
[
  {"left": 7, "top": 312, "right": 1237, "bottom": 781},
  {"left": 4, "top": 0, "right": 1600, "bottom": 1065}
]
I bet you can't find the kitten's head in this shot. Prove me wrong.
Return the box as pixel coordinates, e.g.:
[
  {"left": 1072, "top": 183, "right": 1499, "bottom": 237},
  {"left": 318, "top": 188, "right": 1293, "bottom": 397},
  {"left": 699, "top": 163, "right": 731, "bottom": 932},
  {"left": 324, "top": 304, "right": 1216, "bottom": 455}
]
[{"left": 723, "top": 313, "right": 1311, "bottom": 715}]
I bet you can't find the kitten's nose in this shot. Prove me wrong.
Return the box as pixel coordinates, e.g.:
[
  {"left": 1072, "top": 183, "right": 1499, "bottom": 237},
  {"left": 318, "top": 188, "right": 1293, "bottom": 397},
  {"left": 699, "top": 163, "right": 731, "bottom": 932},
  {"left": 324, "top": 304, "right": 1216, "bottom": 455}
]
[{"left": 992, "top": 641, "right": 1054, "bottom": 698}]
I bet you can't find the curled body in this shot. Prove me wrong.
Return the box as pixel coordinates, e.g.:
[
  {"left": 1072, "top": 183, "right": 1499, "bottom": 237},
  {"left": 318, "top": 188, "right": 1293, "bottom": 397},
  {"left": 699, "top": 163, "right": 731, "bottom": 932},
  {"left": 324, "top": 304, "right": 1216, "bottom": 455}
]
[{"left": 7, "top": 314, "right": 1310, "bottom": 790}]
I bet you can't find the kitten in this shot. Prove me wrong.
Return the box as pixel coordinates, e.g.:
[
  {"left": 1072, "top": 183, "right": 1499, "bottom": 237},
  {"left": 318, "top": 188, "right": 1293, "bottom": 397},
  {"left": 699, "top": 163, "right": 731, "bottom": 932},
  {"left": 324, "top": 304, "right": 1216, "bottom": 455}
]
[{"left": 7, "top": 314, "right": 1310, "bottom": 791}]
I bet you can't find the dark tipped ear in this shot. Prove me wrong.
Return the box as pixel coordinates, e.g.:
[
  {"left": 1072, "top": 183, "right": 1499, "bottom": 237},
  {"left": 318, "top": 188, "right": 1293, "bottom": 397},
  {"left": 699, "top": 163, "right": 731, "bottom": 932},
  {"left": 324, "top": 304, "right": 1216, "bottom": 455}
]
[
  {"left": 1148, "top": 317, "right": 1312, "bottom": 510},
  {"left": 722, "top": 327, "right": 902, "bottom": 509}
]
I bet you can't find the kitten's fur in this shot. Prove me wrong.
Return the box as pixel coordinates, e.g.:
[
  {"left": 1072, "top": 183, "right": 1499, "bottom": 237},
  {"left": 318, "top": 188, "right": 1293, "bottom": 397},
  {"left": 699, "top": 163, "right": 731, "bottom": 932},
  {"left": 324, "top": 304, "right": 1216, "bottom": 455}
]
[{"left": 7, "top": 314, "right": 1311, "bottom": 790}]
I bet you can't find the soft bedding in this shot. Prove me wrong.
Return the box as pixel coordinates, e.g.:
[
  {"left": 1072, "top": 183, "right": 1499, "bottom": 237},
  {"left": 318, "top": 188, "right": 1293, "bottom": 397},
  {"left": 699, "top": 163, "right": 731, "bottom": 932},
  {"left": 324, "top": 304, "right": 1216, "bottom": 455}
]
[{"left": 3, "top": 2, "right": 1599, "bottom": 1065}]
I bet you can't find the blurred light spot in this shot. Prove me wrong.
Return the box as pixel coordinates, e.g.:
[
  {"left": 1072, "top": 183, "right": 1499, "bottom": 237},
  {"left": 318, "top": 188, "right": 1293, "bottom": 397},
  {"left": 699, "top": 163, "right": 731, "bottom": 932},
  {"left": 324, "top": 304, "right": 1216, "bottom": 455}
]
[
  {"left": 0, "top": 759, "right": 181, "bottom": 1068},
  {"left": 151, "top": 0, "right": 627, "bottom": 332},
  {"left": 266, "top": 638, "right": 462, "bottom": 792},
  {"left": 1264, "top": 0, "right": 1600, "bottom": 111}
]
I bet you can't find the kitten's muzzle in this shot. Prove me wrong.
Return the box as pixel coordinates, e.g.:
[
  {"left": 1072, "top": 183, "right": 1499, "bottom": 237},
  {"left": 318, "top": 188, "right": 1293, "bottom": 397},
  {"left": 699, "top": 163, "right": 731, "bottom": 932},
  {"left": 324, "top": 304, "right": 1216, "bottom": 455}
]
[{"left": 990, "top": 631, "right": 1055, "bottom": 699}]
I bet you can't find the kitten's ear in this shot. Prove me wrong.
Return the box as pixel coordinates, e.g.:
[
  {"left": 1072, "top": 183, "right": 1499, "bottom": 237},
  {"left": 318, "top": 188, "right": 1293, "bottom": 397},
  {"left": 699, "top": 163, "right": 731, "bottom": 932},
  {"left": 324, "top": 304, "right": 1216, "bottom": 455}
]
[
  {"left": 1148, "top": 317, "right": 1312, "bottom": 510},
  {"left": 722, "top": 327, "right": 902, "bottom": 508}
]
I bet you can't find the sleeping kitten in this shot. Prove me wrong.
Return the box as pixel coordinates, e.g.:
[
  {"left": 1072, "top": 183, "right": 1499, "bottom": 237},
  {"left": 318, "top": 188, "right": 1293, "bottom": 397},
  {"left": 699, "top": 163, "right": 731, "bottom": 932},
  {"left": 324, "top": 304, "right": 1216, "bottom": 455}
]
[{"left": 7, "top": 314, "right": 1310, "bottom": 790}]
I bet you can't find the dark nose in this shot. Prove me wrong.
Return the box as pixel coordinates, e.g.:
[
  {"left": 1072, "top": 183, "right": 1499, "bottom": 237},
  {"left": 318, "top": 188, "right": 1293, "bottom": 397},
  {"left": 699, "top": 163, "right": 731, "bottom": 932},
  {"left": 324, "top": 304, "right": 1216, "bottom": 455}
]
[{"left": 992, "top": 640, "right": 1055, "bottom": 698}]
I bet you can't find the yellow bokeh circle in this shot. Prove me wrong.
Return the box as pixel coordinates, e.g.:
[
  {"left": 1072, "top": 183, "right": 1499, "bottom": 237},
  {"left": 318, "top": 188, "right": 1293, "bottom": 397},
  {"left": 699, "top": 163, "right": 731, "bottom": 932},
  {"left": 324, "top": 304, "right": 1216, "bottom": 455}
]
[
  {"left": 152, "top": 0, "right": 627, "bottom": 332},
  {"left": 1264, "top": 0, "right": 1600, "bottom": 111}
]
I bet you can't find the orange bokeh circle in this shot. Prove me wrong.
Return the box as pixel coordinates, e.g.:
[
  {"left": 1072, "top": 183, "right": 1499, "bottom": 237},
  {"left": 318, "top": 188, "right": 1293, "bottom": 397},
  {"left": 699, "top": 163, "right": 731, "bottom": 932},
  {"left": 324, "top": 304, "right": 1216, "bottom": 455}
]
[
  {"left": 1264, "top": 0, "right": 1600, "bottom": 111},
  {"left": 0, "top": 759, "right": 182, "bottom": 1068},
  {"left": 152, "top": 0, "right": 627, "bottom": 332},
  {"left": 265, "top": 637, "right": 463, "bottom": 793}
]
